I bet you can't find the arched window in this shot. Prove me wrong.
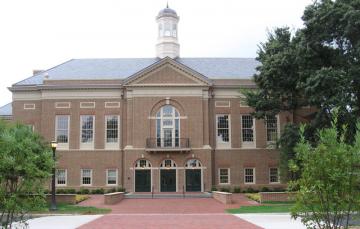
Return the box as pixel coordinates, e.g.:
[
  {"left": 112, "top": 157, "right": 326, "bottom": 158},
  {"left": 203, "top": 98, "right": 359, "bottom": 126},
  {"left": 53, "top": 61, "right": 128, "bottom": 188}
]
[
  {"left": 156, "top": 105, "right": 180, "bottom": 147},
  {"left": 134, "top": 159, "right": 152, "bottom": 169},
  {"left": 185, "top": 159, "right": 202, "bottom": 168}
]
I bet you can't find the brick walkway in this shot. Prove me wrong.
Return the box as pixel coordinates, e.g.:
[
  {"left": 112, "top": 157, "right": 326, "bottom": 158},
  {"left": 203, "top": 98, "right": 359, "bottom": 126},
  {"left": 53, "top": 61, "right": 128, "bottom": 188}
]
[{"left": 77, "top": 194, "right": 262, "bottom": 229}]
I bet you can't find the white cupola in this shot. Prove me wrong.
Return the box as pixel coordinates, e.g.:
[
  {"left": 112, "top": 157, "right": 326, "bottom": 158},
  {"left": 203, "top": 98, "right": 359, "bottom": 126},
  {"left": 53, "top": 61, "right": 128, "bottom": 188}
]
[{"left": 156, "top": 4, "right": 179, "bottom": 59}]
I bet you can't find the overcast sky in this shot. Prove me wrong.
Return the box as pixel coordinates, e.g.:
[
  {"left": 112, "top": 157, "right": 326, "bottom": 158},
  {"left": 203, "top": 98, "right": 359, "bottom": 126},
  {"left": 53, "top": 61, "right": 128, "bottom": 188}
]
[{"left": 0, "top": 0, "right": 313, "bottom": 106}]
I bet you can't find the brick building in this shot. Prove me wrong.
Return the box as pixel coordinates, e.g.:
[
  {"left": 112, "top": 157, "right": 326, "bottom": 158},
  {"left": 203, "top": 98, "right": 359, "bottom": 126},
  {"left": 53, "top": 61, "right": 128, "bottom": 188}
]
[{"left": 0, "top": 6, "right": 306, "bottom": 192}]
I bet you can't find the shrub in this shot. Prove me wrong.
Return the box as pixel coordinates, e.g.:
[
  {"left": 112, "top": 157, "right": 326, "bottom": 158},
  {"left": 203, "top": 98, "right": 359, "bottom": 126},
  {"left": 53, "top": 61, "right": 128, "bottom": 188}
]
[
  {"left": 245, "top": 193, "right": 260, "bottom": 202},
  {"left": 116, "top": 187, "right": 126, "bottom": 192},
  {"left": 233, "top": 187, "right": 241, "bottom": 193},
  {"left": 75, "top": 195, "right": 89, "bottom": 203},
  {"left": 211, "top": 186, "right": 218, "bottom": 192},
  {"left": 107, "top": 187, "right": 117, "bottom": 193},
  {"left": 244, "top": 187, "right": 257, "bottom": 193},
  {"left": 220, "top": 187, "right": 230, "bottom": 193},
  {"left": 56, "top": 189, "right": 65, "bottom": 194},
  {"left": 66, "top": 189, "right": 76, "bottom": 194},
  {"left": 261, "top": 187, "right": 271, "bottom": 192},
  {"left": 79, "top": 188, "right": 90, "bottom": 195},
  {"left": 44, "top": 189, "right": 50, "bottom": 194}
]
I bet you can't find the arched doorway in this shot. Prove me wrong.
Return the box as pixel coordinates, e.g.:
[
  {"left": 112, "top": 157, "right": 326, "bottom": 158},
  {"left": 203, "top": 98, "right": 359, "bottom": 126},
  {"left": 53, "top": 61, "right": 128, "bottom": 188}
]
[
  {"left": 159, "top": 159, "right": 177, "bottom": 192},
  {"left": 134, "top": 159, "right": 152, "bottom": 192},
  {"left": 185, "top": 159, "right": 203, "bottom": 192}
]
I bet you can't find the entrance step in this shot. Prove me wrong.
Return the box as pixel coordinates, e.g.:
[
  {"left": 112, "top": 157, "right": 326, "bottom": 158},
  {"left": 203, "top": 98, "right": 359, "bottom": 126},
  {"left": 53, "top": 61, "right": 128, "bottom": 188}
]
[{"left": 124, "top": 192, "right": 212, "bottom": 199}]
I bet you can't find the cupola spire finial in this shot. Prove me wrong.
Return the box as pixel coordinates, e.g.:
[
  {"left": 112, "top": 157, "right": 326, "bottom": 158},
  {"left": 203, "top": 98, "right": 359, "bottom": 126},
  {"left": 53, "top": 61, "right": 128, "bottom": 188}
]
[{"left": 166, "top": 1, "right": 169, "bottom": 8}]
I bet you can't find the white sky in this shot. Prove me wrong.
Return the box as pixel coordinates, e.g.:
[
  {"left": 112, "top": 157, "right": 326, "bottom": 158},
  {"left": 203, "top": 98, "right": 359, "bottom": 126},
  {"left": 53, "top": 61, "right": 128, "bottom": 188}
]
[{"left": 0, "top": 0, "right": 313, "bottom": 106}]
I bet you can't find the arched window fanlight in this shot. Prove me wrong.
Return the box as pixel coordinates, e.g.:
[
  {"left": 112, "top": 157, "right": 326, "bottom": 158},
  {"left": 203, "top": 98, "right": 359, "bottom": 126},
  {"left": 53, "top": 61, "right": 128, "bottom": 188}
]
[
  {"left": 135, "top": 159, "right": 152, "bottom": 169},
  {"left": 160, "top": 159, "right": 177, "bottom": 168},
  {"left": 185, "top": 159, "right": 202, "bottom": 168},
  {"left": 156, "top": 105, "right": 180, "bottom": 147}
]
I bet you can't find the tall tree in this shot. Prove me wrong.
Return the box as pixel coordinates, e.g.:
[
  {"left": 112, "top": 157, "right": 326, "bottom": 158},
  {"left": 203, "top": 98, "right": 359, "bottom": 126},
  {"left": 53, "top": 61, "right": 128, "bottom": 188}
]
[
  {"left": 244, "top": 0, "right": 360, "bottom": 181},
  {"left": 0, "top": 121, "right": 53, "bottom": 228}
]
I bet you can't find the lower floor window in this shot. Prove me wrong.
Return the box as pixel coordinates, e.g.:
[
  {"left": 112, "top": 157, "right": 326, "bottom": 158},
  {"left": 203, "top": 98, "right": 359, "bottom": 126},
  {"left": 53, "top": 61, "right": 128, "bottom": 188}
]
[
  {"left": 56, "top": 169, "right": 67, "bottom": 186},
  {"left": 81, "top": 169, "right": 92, "bottom": 185},
  {"left": 244, "top": 168, "right": 255, "bottom": 184},
  {"left": 269, "top": 167, "right": 279, "bottom": 183},
  {"left": 219, "top": 168, "right": 230, "bottom": 184},
  {"left": 107, "top": 169, "right": 117, "bottom": 185}
]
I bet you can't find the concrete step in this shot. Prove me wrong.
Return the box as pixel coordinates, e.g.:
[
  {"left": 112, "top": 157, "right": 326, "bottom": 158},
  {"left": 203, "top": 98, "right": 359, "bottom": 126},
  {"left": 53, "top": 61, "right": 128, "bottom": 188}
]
[{"left": 124, "top": 192, "right": 212, "bottom": 199}]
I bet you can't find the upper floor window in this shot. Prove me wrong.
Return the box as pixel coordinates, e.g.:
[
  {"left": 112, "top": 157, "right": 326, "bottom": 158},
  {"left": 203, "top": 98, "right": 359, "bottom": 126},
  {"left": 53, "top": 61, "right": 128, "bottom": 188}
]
[
  {"left": 216, "top": 115, "right": 230, "bottom": 148},
  {"left": 156, "top": 105, "right": 180, "bottom": 147},
  {"left": 55, "top": 115, "right": 69, "bottom": 147},
  {"left": 266, "top": 115, "right": 278, "bottom": 142},
  {"left": 80, "top": 115, "right": 94, "bottom": 149},
  {"left": 105, "top": 115, "right": 119, "bottom": 149},
  {"left": 241, "top": 115, "right": 255, "bottom": 148}
]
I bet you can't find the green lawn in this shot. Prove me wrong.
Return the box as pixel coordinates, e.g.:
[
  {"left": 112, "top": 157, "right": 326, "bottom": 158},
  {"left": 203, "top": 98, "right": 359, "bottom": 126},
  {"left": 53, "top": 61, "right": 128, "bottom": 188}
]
[
  {"left": 32, "top": 203, "right": 111, "bottom": 215},
  {"left": 227, "top": 204, "right": 293, "bottom": 214}
]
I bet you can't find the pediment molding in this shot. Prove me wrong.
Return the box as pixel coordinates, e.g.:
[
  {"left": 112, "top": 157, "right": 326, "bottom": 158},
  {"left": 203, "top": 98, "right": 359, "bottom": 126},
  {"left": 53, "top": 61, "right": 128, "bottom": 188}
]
[{"left": 123, "top": 57, "right": 212, "bottom": 86}]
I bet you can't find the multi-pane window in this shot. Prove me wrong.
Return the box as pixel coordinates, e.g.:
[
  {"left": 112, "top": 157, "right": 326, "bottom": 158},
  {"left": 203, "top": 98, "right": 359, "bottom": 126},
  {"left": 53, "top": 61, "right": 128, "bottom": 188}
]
[
  {"left": 241, "top": 115, "right": 254, "bottom": 144},
  {"left": 80, "top": 115, "right": 94, "bottom": 144},
  {"left": 219, "top": 168, "right": 230, "bottom": 184},
  {"left": 56, "top": 169, "right": 67, "bottom": 186},
  {"left": 216, "top": 115, "right": 230, "bottom": 144},
  {"left": 156, "top": 105, "right": 180, "bottom": 148},
  {"left": 266, "top": 115, "right": 278, "bottom": 142},
  {"left": 81, "top": 169, "right": 92, "bottom": 186},
  {"left": 105, "top": 116, "right": 119, "bottom": 144},
  {"left": 244, "top": 168, "right": 255, "bottom": 184},
  {"left": 269, "top": 167, "right": 280, "bottom": 183},
  {"left": 56, "top": 115, "right": 69, "bottom": 144},
  {"left": 107, "top": 169, "right": 117, "bottom": 185}
]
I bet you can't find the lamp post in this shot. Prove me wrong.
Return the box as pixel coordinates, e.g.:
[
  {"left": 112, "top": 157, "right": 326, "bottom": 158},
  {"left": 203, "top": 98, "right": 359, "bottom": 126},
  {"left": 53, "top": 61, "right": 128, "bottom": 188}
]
[{"left": 50, "top": 141, "right": 58, "bottom": 211}]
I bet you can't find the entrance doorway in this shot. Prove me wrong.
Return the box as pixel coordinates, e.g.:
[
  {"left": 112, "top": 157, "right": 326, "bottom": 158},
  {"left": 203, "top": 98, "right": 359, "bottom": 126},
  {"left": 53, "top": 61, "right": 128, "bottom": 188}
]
[
  {"left": 159, "top": 159, "right": 177, "bottom": 192},
  {"left": 160, "top": 170, "right": 176, "bottom": 192},
  {"left": 135, "top": 170, "right": 151, "bottom": 192},
  {"left": 186, "top": 169, "right": 201, "bottom": 192},
  {"left": 185, "top": 159, "right": 203, "bottom": 192},
  {"left": 134, "top": 159, "right": 152, "bottom": 192}
]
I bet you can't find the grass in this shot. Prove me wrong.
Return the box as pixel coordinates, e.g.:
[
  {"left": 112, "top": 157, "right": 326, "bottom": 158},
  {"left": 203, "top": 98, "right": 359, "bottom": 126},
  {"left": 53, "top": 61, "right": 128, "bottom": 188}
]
[
  {"left": 227, "top": 204, "right": 293, "bottom": 214},
  {"left": 32, "top": 203, "right": 111, "bottom": 215}
]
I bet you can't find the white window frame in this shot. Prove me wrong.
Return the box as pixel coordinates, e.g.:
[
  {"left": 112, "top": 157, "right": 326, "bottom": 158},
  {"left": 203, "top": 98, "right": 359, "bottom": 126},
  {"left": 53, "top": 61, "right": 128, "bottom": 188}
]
[
  {"left": 24, "top": 103, "right": 35, "bottom": 110},
  {"left": 105, "top": 115, "right": 120, "bottom": 149},
  {"left": 269, "top": 167, "right": 280, "bottom": 184},
  {"left": 215, "top": 101, "right": 230, "bottom": 107},
  {"left": 80, "top": 102, "right": 95, "bottom": 109},
  {"left": 216, "top": 114, "right": 231, "bottom": 149},
  {"left": 105, "top": 102, "right": 120, "bottom": 108},
  {"left": 81, "top": 169, "right": 92, "bottom": 186},
  {"left": 55, "top": 169, "right": 67, "bottom": 186},
  {"left": 80, "top": 115, "right": 95, "bottom": 149},
  {"left": 106, "top": 169, "right": 118, "bottom": 186},
  {"left": 218, "top": 168, "right": 230, "bottom": 185},
  {"left": 55, "top": 115, "right": 70, "bottom": 149},
  {"left": 266, "top": 115, "right": 280, "bottom": 144},
  {"left": 241, "top": 115, "right": 256, "bottom": 148},
  {"left": 55, "top": 102, "right": 71, "bottom": 109},
  {"left": 244, "top": 168, "right": 256, "bottom": 184}
]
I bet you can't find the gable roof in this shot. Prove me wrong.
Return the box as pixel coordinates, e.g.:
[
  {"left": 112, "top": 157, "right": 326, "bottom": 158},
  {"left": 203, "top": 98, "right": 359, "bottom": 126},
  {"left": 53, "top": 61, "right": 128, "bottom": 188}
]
[
  {"left": 13, "top": 58, "right": 259, "bottom": 86},
  {"left": 0, "top": 103, "right": 12, "bottom": 116}
]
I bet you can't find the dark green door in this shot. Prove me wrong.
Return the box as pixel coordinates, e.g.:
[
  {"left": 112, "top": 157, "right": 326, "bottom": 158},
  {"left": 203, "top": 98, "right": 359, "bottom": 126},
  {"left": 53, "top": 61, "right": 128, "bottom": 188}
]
[
  {"left": 161, "top": 169, "right": 176, "bottom": 192},
  {"left": 186, "top": 169, "right": 201, "bottom": 192},
  {"left": 135, "top": 170, "right": 151, "bottom": 192}
]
